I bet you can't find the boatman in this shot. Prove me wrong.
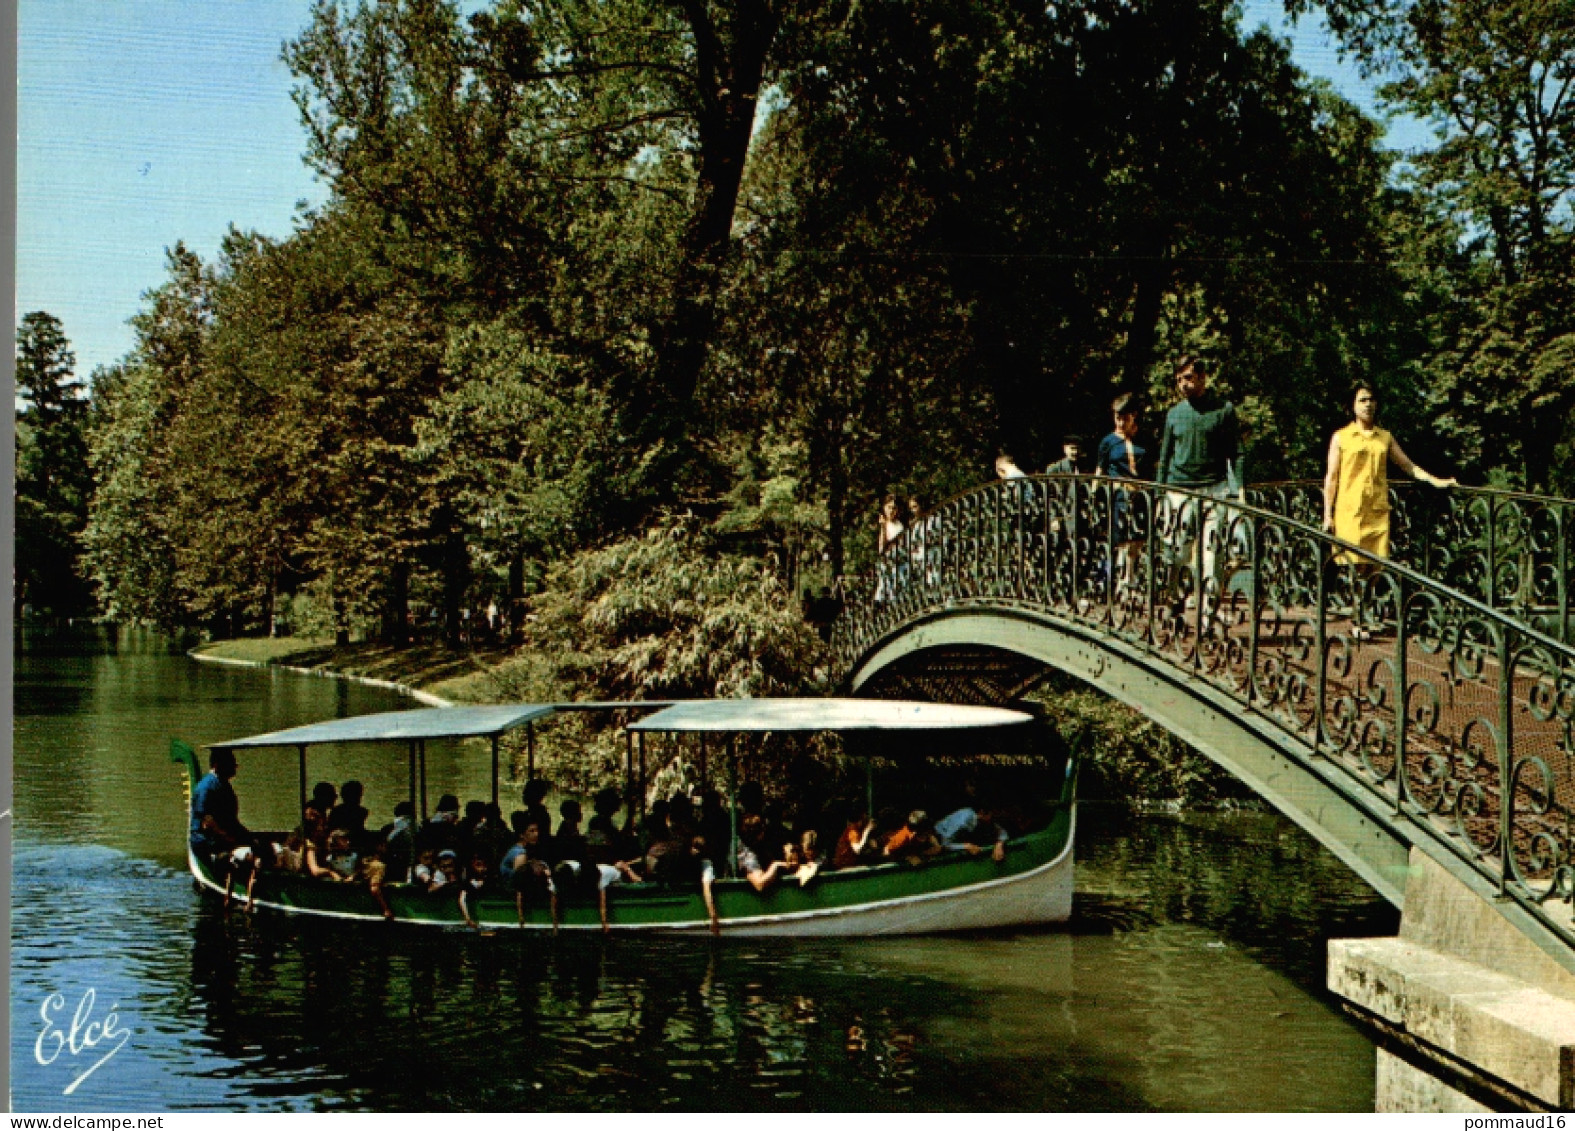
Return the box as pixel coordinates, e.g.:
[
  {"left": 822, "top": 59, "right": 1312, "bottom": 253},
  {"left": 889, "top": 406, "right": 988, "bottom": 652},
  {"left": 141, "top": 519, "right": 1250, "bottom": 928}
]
[{"left": 190, "top": 747, "right": 254, "bottom": 903}]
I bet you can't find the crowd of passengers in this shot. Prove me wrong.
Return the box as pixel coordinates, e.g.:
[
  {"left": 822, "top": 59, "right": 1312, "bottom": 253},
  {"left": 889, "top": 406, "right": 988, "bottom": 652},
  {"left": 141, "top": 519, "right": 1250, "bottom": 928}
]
[{"left": 191, "top": 748, "right": 1033, "bottom": 932}]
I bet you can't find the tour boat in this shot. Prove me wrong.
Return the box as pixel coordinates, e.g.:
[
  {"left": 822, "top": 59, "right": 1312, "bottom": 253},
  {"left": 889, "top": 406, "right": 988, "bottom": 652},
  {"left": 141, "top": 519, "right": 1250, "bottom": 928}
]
[{"left": 170, "top": 698, "right": 1077, "bottom": 935}]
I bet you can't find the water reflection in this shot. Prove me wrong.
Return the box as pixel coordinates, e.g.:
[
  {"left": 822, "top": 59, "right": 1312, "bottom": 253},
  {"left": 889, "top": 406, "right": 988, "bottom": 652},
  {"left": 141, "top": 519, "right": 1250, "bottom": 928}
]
[{"left": 14, "top": 805, "right": 1393, "bottom": 1111}]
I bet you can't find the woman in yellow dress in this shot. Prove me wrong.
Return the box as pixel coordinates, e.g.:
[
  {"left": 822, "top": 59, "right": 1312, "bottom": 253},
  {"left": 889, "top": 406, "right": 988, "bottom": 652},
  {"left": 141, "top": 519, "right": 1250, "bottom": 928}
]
[{"left": 1322, "top": 386, "right": 1457, "bottom": 563}]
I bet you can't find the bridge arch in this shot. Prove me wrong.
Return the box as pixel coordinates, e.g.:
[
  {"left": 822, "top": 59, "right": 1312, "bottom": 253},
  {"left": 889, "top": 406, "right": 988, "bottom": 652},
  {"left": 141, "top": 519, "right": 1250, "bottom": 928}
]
[
  {"left": 849, "top": 605, "right": 1414, "bottom": 905},
  {"left": 833, "top": 475, "right": 1575, "bottom": 978}
]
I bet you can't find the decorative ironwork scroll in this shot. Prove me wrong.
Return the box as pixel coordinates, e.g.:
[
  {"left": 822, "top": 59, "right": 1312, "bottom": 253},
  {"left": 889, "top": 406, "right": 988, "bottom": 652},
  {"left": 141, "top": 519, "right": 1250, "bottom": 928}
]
[{"left": 1252, "top": 481, "right": 1575, "bottom": 643}]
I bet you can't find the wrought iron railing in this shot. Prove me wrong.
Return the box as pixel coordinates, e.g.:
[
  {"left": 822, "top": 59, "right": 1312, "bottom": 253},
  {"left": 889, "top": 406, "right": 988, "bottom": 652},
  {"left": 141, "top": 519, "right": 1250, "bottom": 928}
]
[
  {"left": 832, "top": 474, "right": 1575, "bottom": 951},
  {"left": 1252, "top": 480, "right": 1575, "bottom": 642}
]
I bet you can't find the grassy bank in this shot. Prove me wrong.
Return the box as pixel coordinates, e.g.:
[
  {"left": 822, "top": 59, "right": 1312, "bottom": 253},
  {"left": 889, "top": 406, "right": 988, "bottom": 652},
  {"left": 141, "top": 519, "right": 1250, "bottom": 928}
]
[{"left": 192, "top": 637, "right": 515, "bottom": 705}]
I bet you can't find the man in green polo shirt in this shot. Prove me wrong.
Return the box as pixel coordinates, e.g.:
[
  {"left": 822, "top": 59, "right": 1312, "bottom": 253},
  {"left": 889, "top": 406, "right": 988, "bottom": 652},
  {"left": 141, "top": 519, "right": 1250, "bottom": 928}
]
[
  {"left": 1156, "top": 356, "right": 1243, "bottom": 611},
  {"left": 1157, "top": 356, "right": 1241, "bottom": 494}
]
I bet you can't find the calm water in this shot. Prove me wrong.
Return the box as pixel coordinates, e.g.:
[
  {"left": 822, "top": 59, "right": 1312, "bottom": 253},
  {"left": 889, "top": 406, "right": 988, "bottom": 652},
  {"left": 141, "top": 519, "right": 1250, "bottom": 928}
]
[{"left": 11, "top": 626, "right": 1396, "bottom": 1112}]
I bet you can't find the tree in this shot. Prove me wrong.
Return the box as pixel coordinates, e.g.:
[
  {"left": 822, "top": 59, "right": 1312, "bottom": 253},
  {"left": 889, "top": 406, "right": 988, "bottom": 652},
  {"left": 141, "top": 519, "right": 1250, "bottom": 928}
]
[
  {"left": 82, "top": 247, "right": 213, "bottom": 627},
  {"left": 723, "top": 0, "right": 1402, "bottom": 571},
  {"left": 1304, "top": 0, "right": 1575, "bottom": 487},
  {"left": 285, "top": 0, "right": 816, "bottom": 510},
  {"left": 15, "top": 312, "right": 93, "bottom": 615}
]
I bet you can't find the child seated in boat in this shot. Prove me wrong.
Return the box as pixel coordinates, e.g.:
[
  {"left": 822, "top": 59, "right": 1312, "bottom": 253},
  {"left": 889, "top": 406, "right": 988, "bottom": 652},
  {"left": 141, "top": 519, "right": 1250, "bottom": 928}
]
[
  {"left": 502, "top": 817, "right": 557, "bottom": 927},
  {"left": 435, "top": 849, "right": 463, "bottom": 889},
  {"left": 458, "top": 849, "right": 498, "bottom": 929},
  {"left": 736, "top": 814, "right": 787, "bottom": 891},
  {"left": 797, "top": 830, "right": 821, "bottom": 884},
  {"left": 935, "top": 804, "right": 1009, "bottom": 862},
  {"left": 832, "top": 805, "right": 878, "bottom": 870},
  {"left": 779, "top": 836, "right": 820, "bottom": 886},
  {"left": 308, "top": 828, "right": 359, "bottom": 881},
  {"left": 354, "top": 836, "right": 395, "bottom": 920},
  {"left": 884, "top": 811, "right": 943, "bottom": 865},
  {"left": 411, "top": 847, "right": 440, "bottom": 891},
  {"left": 328, "top": 780, "right": 369, "bottom": 846},
  {"left": 272, "top": 828, "right": 306, "bottom": 874}
]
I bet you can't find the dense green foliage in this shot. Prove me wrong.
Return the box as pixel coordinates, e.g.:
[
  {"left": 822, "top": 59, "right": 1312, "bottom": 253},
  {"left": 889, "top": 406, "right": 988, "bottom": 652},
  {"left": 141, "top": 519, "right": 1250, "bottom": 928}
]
[
  {"left": 1298, "top": 0, "right": 1575, "bottom": 487},
  {"left": 50, "top": 0, "right": 1575, "bottom": 779},
  {"left": 1031, "top": 677, "right": 1257, "bottom": 806},
  {"left": 15, "top": 312, "right": 93, "bottom": 615}
]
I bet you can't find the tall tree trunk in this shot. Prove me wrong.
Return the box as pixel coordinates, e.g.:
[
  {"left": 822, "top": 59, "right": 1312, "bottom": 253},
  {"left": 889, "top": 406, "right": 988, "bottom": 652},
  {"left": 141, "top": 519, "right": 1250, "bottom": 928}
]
[
  {"left": 385, "top": 561, "right": 410, "bottom": 645},
  {"left": 333, "top": 588, "right": 349, "bottom": 647},
  {"left": 442, "top": 528, "right": 468, "bottom": 646},
  {"left": 827, "top": 427, "right": 847, "bottom": 580},
  {"left": 618, "top": 2, "right": 779, "bottom": 491},
  {"left": 1122, "top": 256, "right": 1169, "bottom": 391}
]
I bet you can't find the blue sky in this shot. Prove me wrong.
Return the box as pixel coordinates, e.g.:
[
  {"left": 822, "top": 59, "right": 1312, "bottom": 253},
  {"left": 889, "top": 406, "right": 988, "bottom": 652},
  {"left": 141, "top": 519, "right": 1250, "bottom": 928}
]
[
  {"left": 17, "top": 1, "right": 325, "bottom": 380},
  {"left": 16, "top": 0, "right": 1430, "bottom": 383}
]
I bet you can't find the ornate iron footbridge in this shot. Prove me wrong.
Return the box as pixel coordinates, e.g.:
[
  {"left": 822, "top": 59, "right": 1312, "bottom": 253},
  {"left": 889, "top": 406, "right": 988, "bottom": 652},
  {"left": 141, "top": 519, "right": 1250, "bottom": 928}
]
[{"left": 831, "top": 475, "right": 1575, "bottom": 972}]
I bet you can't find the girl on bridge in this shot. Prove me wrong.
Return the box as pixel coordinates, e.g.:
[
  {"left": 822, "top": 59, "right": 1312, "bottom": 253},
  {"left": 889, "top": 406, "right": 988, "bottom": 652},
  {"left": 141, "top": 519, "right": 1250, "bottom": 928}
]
[{"left": 1322, "top": 385, "right": 1457, "bottom": 564}]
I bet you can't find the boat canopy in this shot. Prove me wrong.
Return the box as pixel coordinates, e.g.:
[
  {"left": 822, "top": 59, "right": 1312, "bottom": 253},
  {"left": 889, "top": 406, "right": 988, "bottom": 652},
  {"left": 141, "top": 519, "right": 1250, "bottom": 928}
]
[
  {"left": 215, "top": 704, "right": 558, "bottom": 750},
  {"left": 628, "top": 697, "right": 1034, "bottom": 734}
]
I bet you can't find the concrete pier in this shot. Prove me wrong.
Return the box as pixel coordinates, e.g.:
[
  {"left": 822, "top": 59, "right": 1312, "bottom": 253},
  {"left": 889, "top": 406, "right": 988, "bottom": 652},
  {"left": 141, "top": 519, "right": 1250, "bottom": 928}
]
[{"left": 1329, "top": 850, "right": 1575, "bottom": 1111}]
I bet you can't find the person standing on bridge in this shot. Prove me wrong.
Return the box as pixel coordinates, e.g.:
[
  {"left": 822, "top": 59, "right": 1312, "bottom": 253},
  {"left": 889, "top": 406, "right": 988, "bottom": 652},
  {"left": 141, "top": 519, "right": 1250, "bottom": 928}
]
[
  {"left": 1045, "top": 436, "right": 1087, "bottom": 476},
  {"left": 1322, "top": 385, "right": 1457, "bottom": 564},
  {"left": 876, "top": 494, "right": 905, "bottom": 555},
  {"left": 1156, "top": 357, "right": 1243, "bottom": 608},
  {"left": 1097, "top": 392, "right": 1150, "bottom": 593},
  {"left": 874, "top": 494, "right": 906, "bottom": 602}
]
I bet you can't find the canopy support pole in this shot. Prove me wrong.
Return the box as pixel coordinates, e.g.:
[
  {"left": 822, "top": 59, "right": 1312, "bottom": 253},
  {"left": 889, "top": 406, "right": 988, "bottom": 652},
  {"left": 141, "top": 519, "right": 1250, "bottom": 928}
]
[
  {"left": 297, "top": 744, "right": 307, "bottom": 816},
  {"left": 638, "top": 731, "right": 647, "bottom": 831},
  {"left": 527, "top": 722, "right": 535, "bottom": 781},
  {"left": 727, "top": 738, "right": 739, "bottom": 879},
  {"left": 418, "top": 740, "right": 428, "bottom": 821},
  {"left": 699, "top": 734, "right": 708, "bottom": 792},
  {"left": 865, "top": 753, "right": 874, "bottom": 826},
  {"left": 491, "top": 735, "right": 500, "bottom": 807},
  {"left": 408, "top": 741, "right": 417, "bottom": 824},
  {"left": 624, "top": 730, "right": 634, "bottom": 828}
]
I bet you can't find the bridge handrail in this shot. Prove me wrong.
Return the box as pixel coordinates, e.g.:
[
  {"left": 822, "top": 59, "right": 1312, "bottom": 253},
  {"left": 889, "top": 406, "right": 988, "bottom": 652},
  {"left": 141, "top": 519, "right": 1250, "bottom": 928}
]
[
  {"left": 832, "top": 473, "right": 1575, "bottom": 959},
  {"left": 841, "top": 475, "right": 1575, "bottom": 658},
  {"left": 1254, "top": 477, "right": 1575, "bottom": 510},
  {"left": 1249, "top": 478, "right": 1575, "bottom": 641}
]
